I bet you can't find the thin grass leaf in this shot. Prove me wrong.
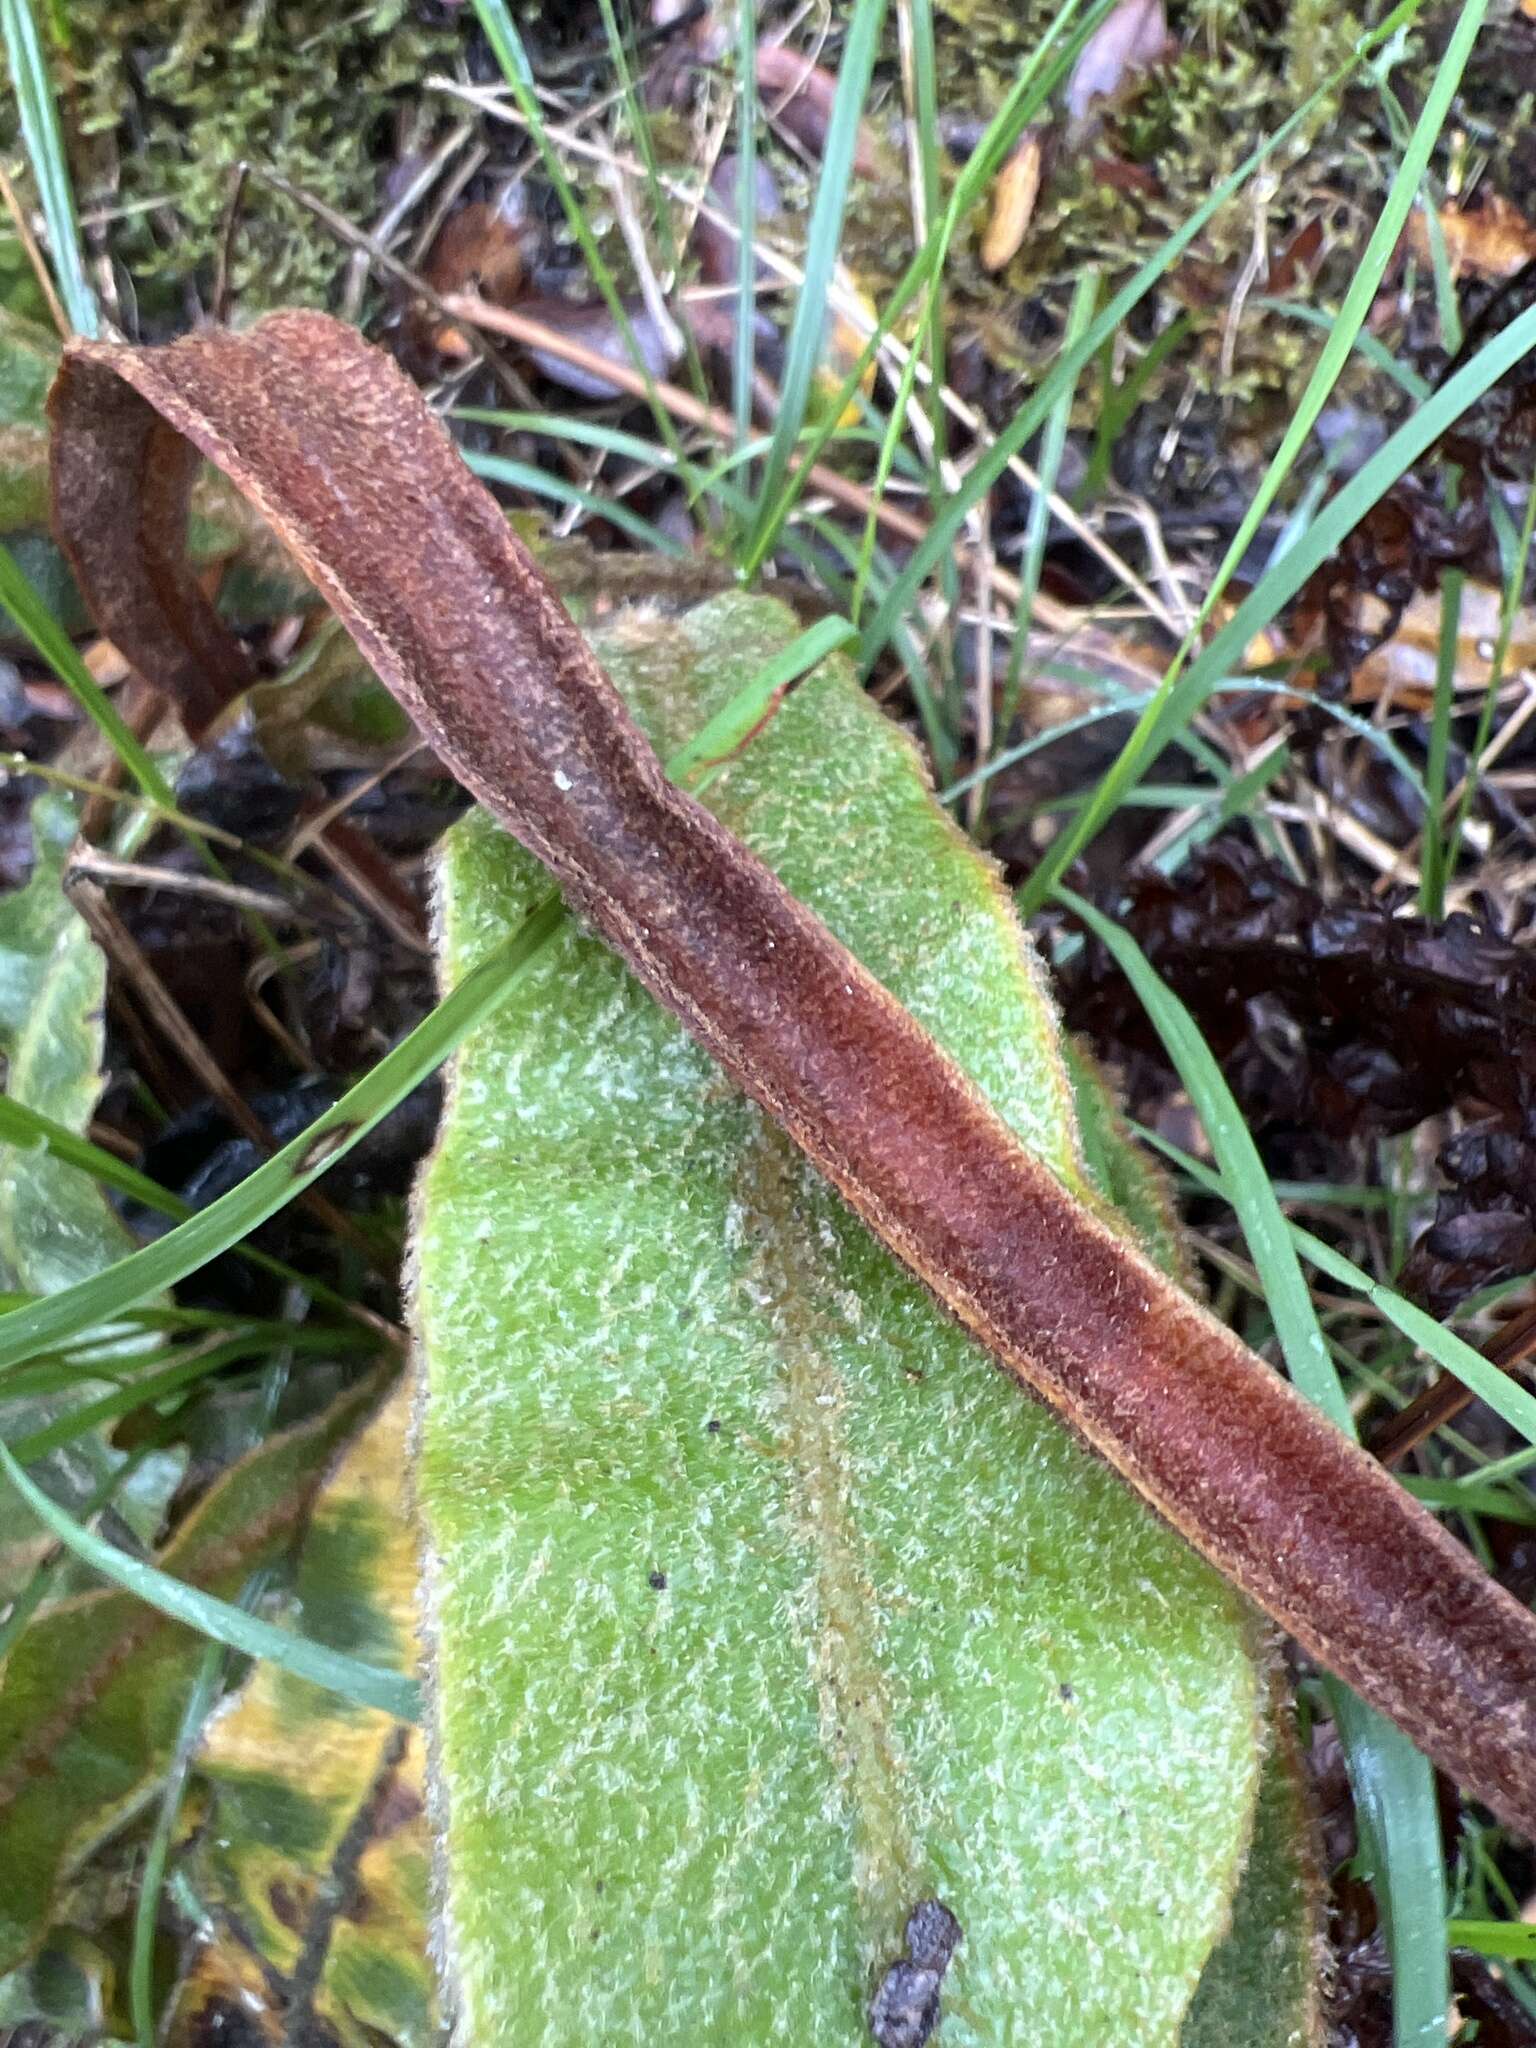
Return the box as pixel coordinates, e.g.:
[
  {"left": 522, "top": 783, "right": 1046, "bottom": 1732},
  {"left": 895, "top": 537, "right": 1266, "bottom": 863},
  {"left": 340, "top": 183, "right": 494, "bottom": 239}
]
[
  {"left": 1018, "top": 285, "right": 1536, "bottom": 915},
  {"left": 0, "top": 1436, "right": 420, "bottom": 1720},
  {"left": 1445, "top": 467, "right": 1536, "bottom": 875},
  {"left": 668, "top": 614, "right": 857, "bottom": 785},
  {"left": 901, "top": 0, "right": 950, "bottom": 484},
  {"left": 1058, "top": 887, "right": 1449, "bottom": 2046},
  {"left": 1446, "top": 1920, "right": 1536, "bottom": 1961},
  {"left": 1420, "top": 558, "right": 1465, "bottom": 918},
  {"left": 0, "top": 0, "right": 97, "bottom": 338},
  {"left": 131, "top": 1634, "right": 225, "bottom": 2048},
  {"left": 855, "top": 0, "right": 1428, "bottom": 669},
  {"left": 0, "top": 893, "right": 564, "bottom": 1375},
  {"left": 1252, "top": 296, "right": 1432, "bottom": 401},
  {"left": 744, "top": 0, "right": 889, "bottom": 557},
  {"left": 733, "top": 0, "right": 760, "bottom": 453},
  {"left": 1331, "top": 1690, "right": 1448, "bottom": 2048},
  {"left": 1289, "top": 1230, "right": 1536, "bottom": 1449},
  {"left": 468, "top": 0, "right": 690, "bottom": 468},
  {"left": 997, "top": 269, "right": 1098, "bottom": 758},
  {"left": 0, "top": 1444, "right": 156, "bottom": 1663},
  {"left": 1080, "top": 312, "right": 1192, "bottom": 507},
  {"left": 0, "top": 543, "right": 173, "bottom": 806},
  {"left": 464, "top": 450, "right": 689, "bottom": 555}
]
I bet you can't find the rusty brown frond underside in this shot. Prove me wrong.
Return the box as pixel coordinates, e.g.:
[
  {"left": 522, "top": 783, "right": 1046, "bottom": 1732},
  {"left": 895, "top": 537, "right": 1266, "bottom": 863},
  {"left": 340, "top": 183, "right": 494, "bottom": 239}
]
[{"left": 47, "top": 311, "right": 1536, "bottom": 1836}]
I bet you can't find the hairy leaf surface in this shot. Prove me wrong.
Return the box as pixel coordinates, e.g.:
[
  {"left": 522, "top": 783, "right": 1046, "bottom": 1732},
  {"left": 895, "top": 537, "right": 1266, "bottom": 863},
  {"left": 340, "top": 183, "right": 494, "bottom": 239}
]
[{"left": 414, "top": 593, "right": 1263, "bottom": 2044}]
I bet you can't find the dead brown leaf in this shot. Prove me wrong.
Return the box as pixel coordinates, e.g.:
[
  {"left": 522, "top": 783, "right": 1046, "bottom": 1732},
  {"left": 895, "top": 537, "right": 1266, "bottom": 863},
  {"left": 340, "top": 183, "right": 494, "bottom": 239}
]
[
  {"left": 1349, "top": 580, "right": 1536, "bottom": 708},
  {"left": 1065, "top": 0, "right": 1172, "bottom": 124},
  {"left": 45, "top": 311, "right": 1536, "bottom": 1843},
  {"left": 1405, "top": 193, "right": 1536, "bottom": 282},
  {"left": 756, "top": 42, "right": 880, "bottom": 176},
  {"left": 980, "top": 131, "right": 1044, "bottom": 273}
]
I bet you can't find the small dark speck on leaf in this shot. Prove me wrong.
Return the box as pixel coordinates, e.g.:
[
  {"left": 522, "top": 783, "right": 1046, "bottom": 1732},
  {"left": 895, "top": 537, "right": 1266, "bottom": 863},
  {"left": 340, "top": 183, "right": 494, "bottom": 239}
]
[
  {"left": 648, "top": 1569, "right": 668, "bottom": 1589},
  {"left": 1059, "top": 1681, "right": 1076, "bottom": 1702},
  {"left": 706, "top": 1418, "right": 721, "bottom": 1433}
]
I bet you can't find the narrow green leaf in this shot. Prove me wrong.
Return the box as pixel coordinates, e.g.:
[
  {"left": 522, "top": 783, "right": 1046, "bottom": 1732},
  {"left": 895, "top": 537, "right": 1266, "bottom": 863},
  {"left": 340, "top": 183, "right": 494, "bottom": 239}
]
[
  {"left": 745, "top": 0, "right": 889, "bottom": 552},
  {"left": 0, "top": 1436, "right": 419, "bottom": 1722},
  {"left": 1447, "top": 1919, "right": 1536, "bottom": 1961},
  {"left": 0, "top": 0, "right": 98, "bottom": 337}
]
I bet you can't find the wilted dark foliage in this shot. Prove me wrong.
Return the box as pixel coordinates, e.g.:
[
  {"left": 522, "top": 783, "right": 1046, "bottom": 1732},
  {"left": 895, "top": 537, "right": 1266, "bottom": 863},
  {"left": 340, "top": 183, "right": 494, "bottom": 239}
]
[{"left": 1062, "top": 837, "right": 1536, "bottom": 1312}]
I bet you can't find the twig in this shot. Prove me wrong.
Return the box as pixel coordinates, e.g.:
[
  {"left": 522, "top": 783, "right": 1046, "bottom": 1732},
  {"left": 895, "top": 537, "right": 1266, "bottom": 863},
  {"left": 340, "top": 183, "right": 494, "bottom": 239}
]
[{"left": 0, "top": 160, "right": 70, "bottom": 340}]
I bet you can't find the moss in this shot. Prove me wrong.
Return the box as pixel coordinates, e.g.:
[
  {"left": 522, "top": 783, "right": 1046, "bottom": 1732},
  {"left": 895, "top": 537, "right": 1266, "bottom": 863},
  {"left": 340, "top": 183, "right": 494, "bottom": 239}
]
[
  {"left": 10, "top": 0, "right": 465, "bottom": 313},
  {"left": 842, "top": 0, "right": 1374, "bottom": 387}
]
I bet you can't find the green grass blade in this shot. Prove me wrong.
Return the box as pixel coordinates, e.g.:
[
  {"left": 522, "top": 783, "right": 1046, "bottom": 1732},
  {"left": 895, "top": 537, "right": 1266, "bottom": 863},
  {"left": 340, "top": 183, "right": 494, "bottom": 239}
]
[
  {"left": 0, "top": 543, "right": 175, "bottom": 806},
  {"left": 1252, "top": 297, "right": 1431, "bottom": 401},
  {"left": 0, "top": 0, "right": 98, "bottom": 337},
  {"left": 1446, "top": 1920, "right": 1536, "bottom": 1961},
  {"left": 998, "top": 270, "right": 1098, "bottom": 751},
  {"left": 1018, "top": 285, "right": 1536, "bottom": 916},
  {"left": 1446, "top": 470, "right": 1536, "bottom": 874},
  {"left": 1062, "top": 889, "right": 1341, "bottom": 1419},
  {"left": 668, "top": 615, "right": 857, "bottom": 785},
  {"left": 464, "top": 450, "right": 689, "bottom": 555},
  {"left": 1330, "top": 1688, "right": 1448, "bottom": 2048},
  {"left": 131, "top": 1633, "right": 225, "bottom": 2047},
  {"left": 854, "top": 1, "right": 1426, "bottom": 673},
  {"left": 0, "top": 1445, "right": 155, "bottom": 1663},
  {"left": 1422, "top": 562, "right": 1466, "bottom": 919},
  {"left": 0, "top": 894, "right": 566, "bottom": 1374},
  {"left": 744, "top": 0, "right": 889, "bottom": 553},
  {"left": 1289, "top": 1230, "right": 1536, "bottom": 1448},
  {"left": 1059, "top": 887, "right": 1449, "bottom": 2045},
  {"left": 733, "top": 0, "right": 759, "bottom": 453},
  {"left": 1202, "top": 0, "right": 1489, "bottom": 654},
  {"left": 0, "top": 1436, "right": 421, "bottom": 1719}
]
